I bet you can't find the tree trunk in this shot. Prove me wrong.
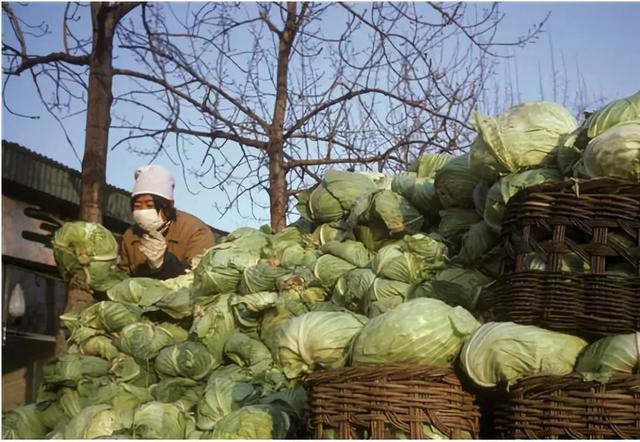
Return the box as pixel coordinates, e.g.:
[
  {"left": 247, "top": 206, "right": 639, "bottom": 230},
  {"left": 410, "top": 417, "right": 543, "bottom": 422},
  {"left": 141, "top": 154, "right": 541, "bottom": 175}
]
[
  {"left": 79, "top": 3, "right": 117, "bottom": 223},
  {"left": 268, "top": 2, "right": 299, "bottom": 232}
]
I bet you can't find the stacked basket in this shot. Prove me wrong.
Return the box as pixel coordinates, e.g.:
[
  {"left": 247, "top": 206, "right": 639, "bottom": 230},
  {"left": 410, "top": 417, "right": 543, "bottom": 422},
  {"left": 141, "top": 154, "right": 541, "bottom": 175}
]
[{"left": 479, "top": 178, "right": 640, "bottom": 439}]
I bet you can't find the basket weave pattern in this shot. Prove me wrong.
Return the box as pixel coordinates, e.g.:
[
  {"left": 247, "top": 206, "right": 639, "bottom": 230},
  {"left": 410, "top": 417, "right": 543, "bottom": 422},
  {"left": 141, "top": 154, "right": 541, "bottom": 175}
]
[
  {"left": 479, "top": 271, "right": 640, "bottom": 339},
  {"left": 501, "top": 179, "right": 640, "bottom": 274},
  {"left": 493, "top": 375, "right": 640, "bottom": 439},
  {"left": 305, "top": 365, "right": 480, "bottom": 439}
]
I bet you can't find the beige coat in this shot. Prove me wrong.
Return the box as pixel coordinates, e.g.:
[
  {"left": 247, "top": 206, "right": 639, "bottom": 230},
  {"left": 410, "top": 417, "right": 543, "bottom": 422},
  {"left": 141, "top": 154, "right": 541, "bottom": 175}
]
[{"left": 118, "top": 209, "right": 215, "bottom": 278}]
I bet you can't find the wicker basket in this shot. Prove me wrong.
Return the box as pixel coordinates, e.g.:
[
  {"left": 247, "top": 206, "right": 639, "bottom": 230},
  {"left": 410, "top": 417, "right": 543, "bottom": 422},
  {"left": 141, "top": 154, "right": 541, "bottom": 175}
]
[
  {"left": 501, "top": 178, "right": 640, "bottom": 275},
  {"left": 479, "top": 178, "right": 640, "bottom": 339},
  {"left": 479, "top": 271, "right": 640, "bottom": 340},
  {"left": 304, "top": 364, "right": 480, "bottom": 439},
  {"left": 492, "top": 374, "right": 640, "bottom": 439}
]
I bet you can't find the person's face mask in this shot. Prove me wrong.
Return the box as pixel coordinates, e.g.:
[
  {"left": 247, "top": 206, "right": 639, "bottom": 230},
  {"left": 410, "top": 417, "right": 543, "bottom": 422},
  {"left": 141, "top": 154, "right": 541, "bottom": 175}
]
[{"left": 133, "top": 208, "right": 165, "bottom": 232}]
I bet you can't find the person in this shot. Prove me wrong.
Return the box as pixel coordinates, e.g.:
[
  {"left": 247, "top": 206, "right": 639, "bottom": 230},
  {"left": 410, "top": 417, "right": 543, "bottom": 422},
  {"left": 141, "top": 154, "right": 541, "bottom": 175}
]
[{"left": 118, "top": 164, "right": 215, "bottom": 279}]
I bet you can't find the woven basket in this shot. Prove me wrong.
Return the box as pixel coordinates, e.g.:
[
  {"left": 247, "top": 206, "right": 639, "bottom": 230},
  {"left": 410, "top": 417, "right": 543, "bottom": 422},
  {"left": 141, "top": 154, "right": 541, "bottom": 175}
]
[
  {"left": 304, "top": 364, "right": 480, "bottom": 439},
  {"left": 492, "top": 374, "right": 640, "bottom": 439},
  {"left": 479, "top": 271, "right": 640, "bottom": 340},
  {"left": 501, "top": 178, "right": 640, "bottom": 274}
]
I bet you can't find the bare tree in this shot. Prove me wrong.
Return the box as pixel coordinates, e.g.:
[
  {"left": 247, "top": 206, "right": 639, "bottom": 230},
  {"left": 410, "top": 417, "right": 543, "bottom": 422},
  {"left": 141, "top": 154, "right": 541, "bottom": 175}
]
[
  {"left": 3, "top": 2, "right": 140, "bottom": 223},
  {"left": 111, "top": 2, "right": 546, "bottom": 231},
  {"left": 3, "top": 2, "right": 140, "bottom": 336}
]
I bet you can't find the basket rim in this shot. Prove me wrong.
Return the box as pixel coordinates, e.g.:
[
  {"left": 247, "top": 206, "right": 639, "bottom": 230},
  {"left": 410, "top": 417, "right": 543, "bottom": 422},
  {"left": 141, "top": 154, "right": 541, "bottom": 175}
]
[
  {"left": 501, "top": 372, "right": 640, "bottom": 395},
  {"left": 303, "top": 363, "right": 458, "bottom": 387}
]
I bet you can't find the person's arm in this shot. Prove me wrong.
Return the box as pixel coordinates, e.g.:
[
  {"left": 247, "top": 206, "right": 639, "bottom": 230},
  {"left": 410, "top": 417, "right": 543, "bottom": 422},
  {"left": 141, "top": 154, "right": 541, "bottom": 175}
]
[
  {"left": 117, "top": 233, "right": 133, "bottom": 275},
  {"left": 184, "top": 224, "right": 215, "bottom": 267}
]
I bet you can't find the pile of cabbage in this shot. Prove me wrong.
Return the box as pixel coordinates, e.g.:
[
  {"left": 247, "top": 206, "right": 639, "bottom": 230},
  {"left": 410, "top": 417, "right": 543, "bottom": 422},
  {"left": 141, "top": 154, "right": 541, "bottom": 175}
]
[{"left": 4, "top": 92, "right": 640, "bottom": 439}]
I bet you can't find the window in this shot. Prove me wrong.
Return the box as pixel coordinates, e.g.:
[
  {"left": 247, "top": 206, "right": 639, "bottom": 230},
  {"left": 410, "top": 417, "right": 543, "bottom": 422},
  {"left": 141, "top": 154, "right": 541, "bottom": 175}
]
[{"left": 2, "top": 264, "right": 66, "bottom": 338}]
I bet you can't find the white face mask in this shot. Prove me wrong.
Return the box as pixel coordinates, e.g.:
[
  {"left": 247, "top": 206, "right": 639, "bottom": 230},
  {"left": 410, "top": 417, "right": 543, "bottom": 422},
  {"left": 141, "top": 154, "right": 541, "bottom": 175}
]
[{"left": 133, "top": 209, "right": 165, "bottom": 232}]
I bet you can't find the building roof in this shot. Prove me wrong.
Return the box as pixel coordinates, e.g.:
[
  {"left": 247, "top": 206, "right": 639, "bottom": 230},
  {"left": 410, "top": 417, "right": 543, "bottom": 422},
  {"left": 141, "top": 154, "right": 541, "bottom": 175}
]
[
  {"left": 2, "top": 140, "right": 228, "bottom": 237},
  {"left": 2, "top": 140, "right": 134, "bottom": 224}
]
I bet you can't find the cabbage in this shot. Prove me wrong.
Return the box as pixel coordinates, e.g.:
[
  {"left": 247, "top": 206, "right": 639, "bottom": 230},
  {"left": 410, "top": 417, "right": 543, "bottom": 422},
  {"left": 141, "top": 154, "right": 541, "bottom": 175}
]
[
  {"left": 434, "top": 154, "right": 481, "bottom": 209},
  {"left": 224, "top": 333, "right": 274, "bottom": 375},
  {"left": 371, "top": 243, "right": 427, "bottom": 284},
  {"left": 210, "top": 405, "right": 291, "bottom": 439},
  {"left": 52, "top": 222, "right": 126, "bottom": 292},
  {"left": 222, "top": 227, "right": 270, "bottom": 252},
  {"left": 196, "top": 376, "right": 259, "bottom": 430},
  {"left": 453, "top": 221, "right": 501, "bottom": 265},
  {"left": 470, "top": 101, "right": 577, "bottom": 179},
  {"left": 391, "top": 172, "right": 441, "bottom": 224},
  {"left": 95, "top": 301, "right": 142, "bottom": 332},
  {"left": 575, "top": 332, "right": 640, "bottom": 383},
  {"left": 364, "top": 278, "right": 429, "bottom": 317},
  {"left": 239, "top": 263, "right": 289, "bottom": 294},
  {"left": 429, "top": 266, "right": 493, "bottom": 311},
  {"left": 230, "top": 291, "right": 279, "bottom": 333},
  {"left": 582, "top": 120, "right": 640, "bottom": 181},
  {"left": 353, "top": 223, "right": 394, "bottom": 252},
  {"left": 572, "top": 90, "right": 640, "bottom": 149},
  {"left": 350, "top": 298, "right": 480, "bottom": 366},
  {"left": 279, "top": 244, "right": 317, "bottom": 269},
  {"left": 80, "top": 335, "right": 120, "bottom": 361},
  {"left": 332, "top": 268, "right": 377, "bottom": 311},
  {"left": 320, "top": 240, "right": 372, "bottom": 267},
  {"left": 155, "top": 341, "right": 219, "bottom": 380},
  {"left": 402, "top": 233, "right": 448, "bottom": 265},
  {"left": 312, "top": 254, "right": 357, "bottom": 288},
  {"left": 367, "top": 190, "right": 424, "bottom": 235},
  {"left": 438, "top": 209, "right": 482, "bottom": 254},
  {"left": 2, "top": 404, "right": 47, "bottom": 439},
  {"left": 311, "top": 223, "right": 354, "bottom": 245},
  {"left": 483, "top": 168, "right": 564, "bottom": 232},
  {"left": 107, "top": 277, "right": 172, "bottom": 306},
  {"left": 408, "top": 153, "right": 454, "bottom": 179},
  {"left": 460, "top": 322, "right": 588, "bottom": 387},
  {"left": 192, "top": 246, "right": 260, "bottom": 298},
  {"left": 274, "top": 311, "right": 367, "bottom": 379},
  {"left": 116, "top": 322, "right": 188, "bottom": 361},
  {"left": 190, "top": 293, "right": 237, "bottom": 361},
  {"left": 59, "top": 404, "right": 119, "bottom": 439},
  {"left": 132, "top": 401, "right": 195, "bottom": 439},
  {"left": 296, "top": 170, "right": 379, "bottom": 223},
  {"left": 43, "top": 355, "right": 110, "bottom": 386}
]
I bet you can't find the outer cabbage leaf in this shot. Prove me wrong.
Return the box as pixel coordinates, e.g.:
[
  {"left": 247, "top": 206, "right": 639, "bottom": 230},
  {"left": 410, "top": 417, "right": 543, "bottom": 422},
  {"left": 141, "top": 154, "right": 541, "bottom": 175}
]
[
  {"left": 351, "top": 298, "right": 480, "bottom": 366},
  {"left": 460, "top": 322, "right": 588, "bottom": 387},
  {"left": 575, "top": 332, "right": 640, "bottom": 383},
  {"left": 275, "top": 311, "right": 367, "bottom": 379},
  {"left": 469, "top": 102, "right": 577, "bottom": 179}
]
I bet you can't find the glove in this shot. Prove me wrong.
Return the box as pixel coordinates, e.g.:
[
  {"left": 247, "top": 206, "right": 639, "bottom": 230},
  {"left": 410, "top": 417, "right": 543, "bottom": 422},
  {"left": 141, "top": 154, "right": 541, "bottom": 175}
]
[{"left": 138, "top": 230, "right": 167, "bottom": 270}]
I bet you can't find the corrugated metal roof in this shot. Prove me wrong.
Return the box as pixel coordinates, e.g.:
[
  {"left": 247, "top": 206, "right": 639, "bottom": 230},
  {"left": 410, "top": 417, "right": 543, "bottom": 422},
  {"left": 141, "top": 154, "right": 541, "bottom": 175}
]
[{"left": 2, "top": 141, "right": 133, "bottom": 224}]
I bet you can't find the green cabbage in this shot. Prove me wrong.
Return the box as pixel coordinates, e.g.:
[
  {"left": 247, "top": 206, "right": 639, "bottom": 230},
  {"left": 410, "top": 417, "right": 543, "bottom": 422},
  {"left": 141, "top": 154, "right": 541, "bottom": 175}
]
[
  {"left": 582, "top": 120, "right": 640, "bottom": 181},
  {"left": 239, "top": 263, "right": 289, "bottom": 294},
  {"left": 52, "top": 222, "right": 126, "bottom": 293},
  {"left": 58, "top": 404, "right": 119, "bottom": 439},
  {"left": 575, "top": 332, "right": 640, "bottom": 383},
  {"left": 196, "top": 376, "right": 259, "bottom": 430},
  {"left": 429, "top": 266, "right": 493, "bottom": 311},
  {"left": 371, "top": 243, "right": 426, "bottom": 284},
  {"left": 210, "top": 405, "right": 290, "bottom": 439},
  {"left": 224, "top": 333, "right": 274, "bottom": 375},
  {"left": 230, "top": 291, "right": 279, "bottom": 333},
  {"left": 95, "top": 301, "right": 142, "bottom": 332},
  {"left": 312, "top": 254, "right": 357, "bottom": 288},
  {"left": 483, "top": 168, "right": 563, "bottom": 232},
  {"left": 154, "top": 341, "right": 219, "bottom": 380},
  {"left": 2, "top": 404, "right": 47, "bottom": 439},
  {"left": 408, "top": 153, "right": 454, "bottom": 179},
  {"left": 132, "top": 401, "right": 195, "bottom": 439},
  {"left": 453, "top": 221, "right": 501, "bottom": 265},
  {"left": 116, "top": 322, "right": 188, "bottom": 361},
  {"left": 434, "top": 154, "right": 480, "bottom": 209},
  {"left": 460, "top": 322, "right": 588, "bottom": 387},
  {"left": 43, "top": 355, "right": 110, "bottom": 386},
  {"left": 274, "top": 311, "right": 367, "bottom": 379},
  {"left": 320, "top": 240, "right": 372, "bottom": 267},
  {"left": 192, "top": 246, "right": 260, "bottom": 298},
  {"left": 350, "top": 298, "right": 480, "bottom": 366},
  {"left": 106, "top": 278, "right": 171, "bottom": 306},
  {"left": 190, "top": 293, "right": 237, "bottom": 361},
  {"left": 311, "top": 223, "right": 355, "bottom": 246},
  {"left": 367, "top": 190, "right": 425, "bottom": 235},
  {"left": 332, "top": 268, "right": 377, "bottom": 311},
  {"left": 80, "top": 335, "right": 120, "bottom": 361},
  {"left": 571, "top": 90, "right": 640, "bottom": 149},
  {"left": 296, "top": 170, "right": 379, "bottom": 223},
  {"left": 470, "top": 101, "right": 577, "bottom": 179},
  {"left": 438, "top": 209, "right": 482, "bottom": 254},
  {"left": 391, "top": 172, "right": 441, "bottom": 224}
]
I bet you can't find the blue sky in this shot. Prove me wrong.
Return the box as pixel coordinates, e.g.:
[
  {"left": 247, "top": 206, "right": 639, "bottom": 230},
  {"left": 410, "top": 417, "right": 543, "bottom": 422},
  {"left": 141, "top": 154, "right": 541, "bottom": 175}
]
[{"left": 2, "top": 2, "right": 639, "bottom": 232}]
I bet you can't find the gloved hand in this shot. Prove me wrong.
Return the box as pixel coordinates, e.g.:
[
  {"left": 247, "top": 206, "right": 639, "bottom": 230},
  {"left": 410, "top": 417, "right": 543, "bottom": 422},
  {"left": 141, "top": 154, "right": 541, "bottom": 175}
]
[{"left": 138, "top": 230, "right": 167, "bottom": 270}]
